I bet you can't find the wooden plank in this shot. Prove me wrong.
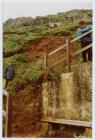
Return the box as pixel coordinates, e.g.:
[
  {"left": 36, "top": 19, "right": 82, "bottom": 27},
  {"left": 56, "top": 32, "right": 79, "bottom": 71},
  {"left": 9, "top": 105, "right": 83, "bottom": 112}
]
[
  {"left": 3, "top": 110, "right": 6, "bottom": 117},
  {"left": 70, "top": 30, "right": 92, "bottom": 44},
  {"left": 71, "top": 44, "right": 92, "bottom": 57},
  {"left": 5, "top": 92, "right": 12, "bottom": 137},
  {"left": 66, "top": 39, "right": 71, "bottom": 72},
  {"left": 3, "top": 89, "right": 9, "bottom": 96},
  {"left": 42, "top": 118, "right": 92, "bottom": 128},
  {"left": 48, "top": 43, "right": 66, "bottom": 56}
]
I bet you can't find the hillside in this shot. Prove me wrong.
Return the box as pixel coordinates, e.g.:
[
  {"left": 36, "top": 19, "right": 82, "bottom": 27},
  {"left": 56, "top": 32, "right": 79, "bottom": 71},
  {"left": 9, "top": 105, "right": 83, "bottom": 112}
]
[
  {"left": 4, "top": 9, "right": 92, "bottom": 42},
  {"left": 3, "top": 9, "right": 92, "bottom": 137},
  {"left": 3, "top": 9, "right": 92, "bottom": 87}
]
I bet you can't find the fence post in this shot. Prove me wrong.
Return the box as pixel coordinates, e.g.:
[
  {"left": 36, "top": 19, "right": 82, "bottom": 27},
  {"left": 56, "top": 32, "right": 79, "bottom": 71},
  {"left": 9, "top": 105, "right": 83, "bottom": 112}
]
[
  {"left": 5, "top": 92, "right": 12, "bottom": 137},
  {"left": 44, "top": 53, "right": 47, "bottom": 69},
  {"left": 44, "top": 47, "right": 47, "bottom": 69},
  {"left": 66, "top": 39, "right": 71, "bottom": 72}
]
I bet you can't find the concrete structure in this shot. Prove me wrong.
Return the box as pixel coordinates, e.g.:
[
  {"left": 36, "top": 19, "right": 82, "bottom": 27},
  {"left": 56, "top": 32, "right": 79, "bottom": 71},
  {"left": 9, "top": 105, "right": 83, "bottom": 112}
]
[{"left": 42, "top": 62, "right": 92, "bottom": 137}]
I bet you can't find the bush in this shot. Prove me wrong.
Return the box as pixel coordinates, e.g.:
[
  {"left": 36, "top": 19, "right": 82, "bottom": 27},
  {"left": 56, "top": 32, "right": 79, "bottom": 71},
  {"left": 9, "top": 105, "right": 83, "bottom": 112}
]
[
  {"left": 8, "top": 59, "right": 44, "bottom": 92},
  {"left": 25, "top": 59, "right": 44, "bottom": 85},
  {"left": 49, "top": 64, "right": 66, "bottom": 81},
  {"left": 66, "top": 24, "right": 79, "bottom": 31},
  {"left": 13, "top": 54, "right": 27, "bottom": 65}
]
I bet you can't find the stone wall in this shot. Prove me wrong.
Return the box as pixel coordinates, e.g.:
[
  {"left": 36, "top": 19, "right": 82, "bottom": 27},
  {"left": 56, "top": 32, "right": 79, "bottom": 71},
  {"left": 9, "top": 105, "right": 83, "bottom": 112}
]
[{"left": 42, "top": 62, "right": 92, "bottom": 121}]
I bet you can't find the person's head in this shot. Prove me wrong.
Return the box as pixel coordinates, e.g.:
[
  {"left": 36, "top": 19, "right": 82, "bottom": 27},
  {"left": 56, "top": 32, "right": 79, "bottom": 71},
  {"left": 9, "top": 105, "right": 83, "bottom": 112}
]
[
  {"left": 79, "top": 20, "right": 86, "bottom": 28},
  {"left": 8, "top": 59, "right": 13, "bottom": 65}
]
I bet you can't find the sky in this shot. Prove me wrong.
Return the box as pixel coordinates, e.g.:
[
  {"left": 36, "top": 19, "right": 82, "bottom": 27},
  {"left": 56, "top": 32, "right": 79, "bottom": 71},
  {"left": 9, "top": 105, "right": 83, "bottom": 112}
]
[{"left": 3, "top": 0, "right": 92, "bottom": 22}]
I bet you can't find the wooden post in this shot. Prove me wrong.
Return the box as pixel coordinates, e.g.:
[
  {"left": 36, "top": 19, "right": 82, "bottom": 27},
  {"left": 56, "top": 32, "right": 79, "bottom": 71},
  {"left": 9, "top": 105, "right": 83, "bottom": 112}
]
[
  {"left": 44, "top": 53, "right": 47, "bottom": 69},
  {"left": 44, "top": 46, "right": 47, "bottom": 69},
  {"left": 5, "top": 92, "right": 12, "bottom": 137},
  {"left": 66, "top": 39, "right": 71, "bottom": 72}
]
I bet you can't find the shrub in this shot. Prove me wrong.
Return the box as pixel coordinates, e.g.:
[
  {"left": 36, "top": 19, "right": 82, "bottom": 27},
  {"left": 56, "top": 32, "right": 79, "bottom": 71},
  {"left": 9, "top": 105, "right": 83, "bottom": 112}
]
[
  {"left": 8, "top": 59, "right": 44, "bottom": 92},
  {"left": 25, "top": 59, "right": 44, "bottom": 85},
  {"left": 49, "top": 64, "right": 66, "bottom": 81},
  {"left": 13, "top": 54, "right": 27, "bottom": 65}
]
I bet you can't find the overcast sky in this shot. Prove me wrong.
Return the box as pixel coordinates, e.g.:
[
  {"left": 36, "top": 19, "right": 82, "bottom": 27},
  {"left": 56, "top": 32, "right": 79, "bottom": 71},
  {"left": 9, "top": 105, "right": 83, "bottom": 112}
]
[{"left": 3, "top": 0, "right": 92, "bottom": 22}]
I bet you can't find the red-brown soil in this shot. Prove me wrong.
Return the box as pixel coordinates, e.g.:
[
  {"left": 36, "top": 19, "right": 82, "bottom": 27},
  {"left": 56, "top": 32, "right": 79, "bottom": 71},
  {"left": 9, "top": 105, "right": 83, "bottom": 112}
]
[
  {"left": 25, "top": 36, "right": 78, "bottom": 66},
  {"left": 11, "top": 84, "right": 44, "bottom": 137},
  {"left": 6, "top": 35, "right": 79, "bottom": 138}
]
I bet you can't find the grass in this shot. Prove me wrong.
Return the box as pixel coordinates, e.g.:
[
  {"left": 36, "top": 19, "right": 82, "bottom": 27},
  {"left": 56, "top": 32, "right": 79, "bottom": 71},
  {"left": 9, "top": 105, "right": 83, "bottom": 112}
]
[
  {"left": 5, "top": 57, "right": 44, "bottom": 92},
  {"left": 3, "top": 11, "right": 92, "bottom": 92}
]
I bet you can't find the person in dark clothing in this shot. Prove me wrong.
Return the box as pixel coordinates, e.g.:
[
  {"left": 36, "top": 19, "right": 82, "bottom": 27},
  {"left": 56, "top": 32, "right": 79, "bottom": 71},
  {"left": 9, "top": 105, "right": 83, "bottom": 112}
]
[
  {"left": 4, "top": 59, "right": 15, "bottom": 89},
  {"left": 77, "top": 20, "right": 92, "bottom": 62}
]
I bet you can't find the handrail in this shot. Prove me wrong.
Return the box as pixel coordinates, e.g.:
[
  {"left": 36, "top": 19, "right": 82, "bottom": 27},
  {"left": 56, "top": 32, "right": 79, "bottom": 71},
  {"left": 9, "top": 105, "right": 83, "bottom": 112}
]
[
  {"left": 71, "top": 44, "right": 92, "bottom": 57},
  {"left": 48, "top": 43, "right": 66, "bottom": 56},
  {"left": 70, "top": 30, "right": 92, "bottom": 43},
  {"left": 49, "top": 43, "right": 92, "bottom": 68},
  {"left": 48, "top": 30, "right": 92, "bottom": 57}
]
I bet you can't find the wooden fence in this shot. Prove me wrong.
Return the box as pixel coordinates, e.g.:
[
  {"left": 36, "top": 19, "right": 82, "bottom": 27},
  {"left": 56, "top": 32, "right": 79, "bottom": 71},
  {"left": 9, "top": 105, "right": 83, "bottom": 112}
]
[
  {"left": 44, "top": 30, "right": 92, "bottom": 71},
  {"left": 3, "top": 89, "right": 12, "bottom": 137}
]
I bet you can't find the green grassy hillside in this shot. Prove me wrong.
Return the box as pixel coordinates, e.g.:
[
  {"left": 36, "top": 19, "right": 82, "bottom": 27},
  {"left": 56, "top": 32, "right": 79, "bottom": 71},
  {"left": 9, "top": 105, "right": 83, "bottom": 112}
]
[{"left": 3, "top": 9, "right": 92, "bottom": 91}]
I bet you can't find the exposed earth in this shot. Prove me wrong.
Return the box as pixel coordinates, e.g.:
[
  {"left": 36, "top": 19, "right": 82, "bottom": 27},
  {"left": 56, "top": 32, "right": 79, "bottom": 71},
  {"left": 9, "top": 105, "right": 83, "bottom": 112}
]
[{"left": 10, "top": 35, "right": 79, "bottom": 138}]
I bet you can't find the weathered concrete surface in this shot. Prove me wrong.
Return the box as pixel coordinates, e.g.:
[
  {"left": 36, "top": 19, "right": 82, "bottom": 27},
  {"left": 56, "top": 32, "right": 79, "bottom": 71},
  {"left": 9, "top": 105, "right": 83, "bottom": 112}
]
[
  {"left": 72, "top": 62, "right": 92, "bottom": 121},
  {"left": 42, "top": 62, "right": 92, "bottom": 121},
  {"left": 42, "top": 82, "right": 48, "bottom": 118},
  {"left": 58, "top": 72, "right": 79, "bottom": 120}
]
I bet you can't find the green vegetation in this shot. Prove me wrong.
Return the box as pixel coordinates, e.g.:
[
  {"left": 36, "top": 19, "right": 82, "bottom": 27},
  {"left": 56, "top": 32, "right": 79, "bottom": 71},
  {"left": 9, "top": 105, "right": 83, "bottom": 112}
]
[
  {"left": 7, "top": 58, "right": 44, "bottom": 92},
  {"left": 3, "top": 9, "right": 92, "bottom": 92},
  {"left": 49, "top": 64, "right": 67, "bottom": 81}
]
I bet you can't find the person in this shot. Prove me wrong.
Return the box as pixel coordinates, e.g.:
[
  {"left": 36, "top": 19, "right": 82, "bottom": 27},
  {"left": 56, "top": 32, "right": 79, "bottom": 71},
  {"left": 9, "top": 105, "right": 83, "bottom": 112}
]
[
  {"left": 4, "top": 59, "right": 15, "bottom": 89},
  {"left": 77, "top": 20, "right": 92, "bottom": 62}
]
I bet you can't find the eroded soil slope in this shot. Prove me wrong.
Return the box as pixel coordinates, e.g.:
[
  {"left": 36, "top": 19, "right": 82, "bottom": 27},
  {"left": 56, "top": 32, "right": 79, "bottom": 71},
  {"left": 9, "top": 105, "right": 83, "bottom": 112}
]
[
  {"left": 7, "top": 35, "right": 79, "bottom": 137},
  {"left": 25, "top": 36, "right": 78, "bottom": 66}
]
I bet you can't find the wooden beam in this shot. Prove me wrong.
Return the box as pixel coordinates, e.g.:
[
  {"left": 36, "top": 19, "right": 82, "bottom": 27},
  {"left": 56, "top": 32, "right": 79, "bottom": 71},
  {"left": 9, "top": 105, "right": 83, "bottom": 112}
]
[
  {"left": 71, "top": 44, "right": 92, "bottom": 57},
  {"left": 42, "top": 118, "right": 92, "bottom": 128},
  {"left": 66, "top": 39, "right": 71, "bottom": 72},
  {"left": 70, "top": 30, "right": 92, "bottom": 44},
  {"left": 48, "top": 43, "right": 66, "bottom": 56},
  {"left": 44, "top": 53, "right": 47, "bottom": 69},
  {"left": 5, "top": 92, "right": 12, "bottom": 137}
]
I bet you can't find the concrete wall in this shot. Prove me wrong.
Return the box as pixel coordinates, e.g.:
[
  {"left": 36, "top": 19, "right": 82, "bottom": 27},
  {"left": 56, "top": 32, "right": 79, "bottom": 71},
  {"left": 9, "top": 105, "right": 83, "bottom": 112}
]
[{"left": 42, "top": 63, "right": 92, "bottom": 121}]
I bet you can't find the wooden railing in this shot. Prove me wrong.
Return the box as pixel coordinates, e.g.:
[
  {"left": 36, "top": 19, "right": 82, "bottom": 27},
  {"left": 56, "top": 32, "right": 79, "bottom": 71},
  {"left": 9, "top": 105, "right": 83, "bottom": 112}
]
[
  {"left": 44, "top": 30, "right": 92, "bottom": 71},
  {"left": 3, "top": 89, "right": 12, "bottom": 137}
]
